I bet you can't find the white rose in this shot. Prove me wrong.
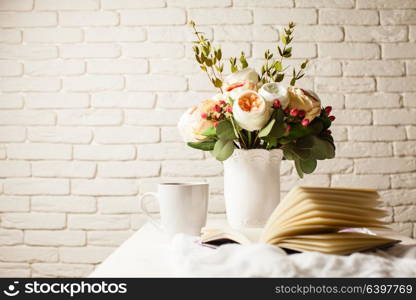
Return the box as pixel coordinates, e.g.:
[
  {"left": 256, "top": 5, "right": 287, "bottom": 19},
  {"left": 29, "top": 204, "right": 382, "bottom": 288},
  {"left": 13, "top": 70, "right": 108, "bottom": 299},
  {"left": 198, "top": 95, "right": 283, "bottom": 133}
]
[
  {"left": 258, "top": 82, "right": 289, "bottom": 109},
  {"left": 225, "top": 67, "right": 259, "bottom": 86},
  {"left": 233, "top": 90, "right": 271, "bottom": 131},
  {"left": 224, "top": 68, "right": 259, "bottom": 100}
]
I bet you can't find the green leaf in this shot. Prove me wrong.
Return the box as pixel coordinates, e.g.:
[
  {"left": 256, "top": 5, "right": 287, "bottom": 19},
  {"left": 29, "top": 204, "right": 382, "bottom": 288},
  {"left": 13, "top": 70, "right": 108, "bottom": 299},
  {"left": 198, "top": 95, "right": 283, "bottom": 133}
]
[
  {"left": 281, "top": 34, "right": 287, "bottom": 45},
  {"left": 309, "top": 118, "right": 324, "bottom": 134},
  {"left": 275, "top": 108, "right": 284, "bottom": 122},
  {"left": 264, "top": 136, "right": 278, "bottom": 149},
  {"left": 202, "top": 46, "right": 209, "bottom": 57},
  {"left": 201, "top": 126, "right": 216, "bottom": 137},
  {"left": 283, "top": 143, "right": 311, "bottom": 160},
  {"left": 275, "top": 73, "right": 284, "bottom": 82},
  {"left": 278, "top": 46, "right": 283, "bottom": 56},
  {"left": 213, "top": 78, "right": 223, "bottom": 88},
  {"left": 212, "top": 139, "right": 234, "bottom": 161},
  {"left": 270, "top": 122, "right": 285, "bottom": 138},
  {"left": 294, "top": 135, "right": 314, "bottom": 149},
  {"left": 239, "top": 52, "right": 248, "bottom": 68},
  {"left": 296, "top": 74, "right": 305, "bottom": 80},
  {"left": 294, "top": 159, "right": 304, "bottom": 178},
  {"left": 290, "top": 78, "right": 296, "bottom": 86},
  {"left": 274, "top": 61, "right": 282, "bottom": 72},
  {"left": 258, "top": 118, "right": 275, "bottom": 137},
  {"left": 195, "top": 54, "right": 202, "bottom": 64},
  {"left": 187, "top": 140, "right": 216, "bottom": 151},
  {"left": 309, "top": 136, "right": 335, "bottom": 160},
  {"left": 216, "top": 119, "right": 237, "bottom": 141},
  {"left": 283, "top": 147, "right": 296, "bottom": 160},
  {"left": 300, "top": 159, "right": 317, "bottom": 174}
]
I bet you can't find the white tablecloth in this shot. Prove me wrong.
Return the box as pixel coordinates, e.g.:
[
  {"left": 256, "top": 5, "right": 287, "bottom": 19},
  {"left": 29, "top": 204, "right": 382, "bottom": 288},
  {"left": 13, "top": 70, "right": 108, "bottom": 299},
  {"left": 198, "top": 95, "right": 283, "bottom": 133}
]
[{"left": 91, "top": 222, "right": 416, "bottom": 278}]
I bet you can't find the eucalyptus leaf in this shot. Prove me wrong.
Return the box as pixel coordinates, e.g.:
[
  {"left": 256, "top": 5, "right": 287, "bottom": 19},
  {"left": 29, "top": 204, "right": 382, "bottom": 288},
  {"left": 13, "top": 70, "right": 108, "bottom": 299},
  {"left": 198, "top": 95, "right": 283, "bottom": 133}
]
[
  {"left": 201, "top": 126, "right": 216, "bottom": 137},
  {"left": 274, "top": 61, "right": 282, "bottom": 72},
  {"left": 294, "top": 135, "right": 314, "bottom": 149},
  {"left": 300, "top": 159, "right": 317, "bottom": 174},
  {"left": 212, "top": 139, "right": 234, "bottom": 161},
  {"left": 275, "top": 73, "right": 284, "bottom": 82},
  {"left": 270, "top": 122, "right": 285, "bottom": 138},
  {"left": 214, "top": 78, "right": 223, "bottom": 88},
  {"left": 217, "top": 119, "right": 237, "bottom": 141},
  {"left": 283, "top": 147, "right": 296, "bottom": 160},
  {"left": 294, "top": 159, "right": 304, "bottom": 178},
  {"left": 187, "top": 140, "right": 216, "bottom": 151},
  {"left": 258, "top": 118, "right": 276, "bottom": 137},
  {"left": 309, "top": 136, "right": 335, "bottom": 160}
]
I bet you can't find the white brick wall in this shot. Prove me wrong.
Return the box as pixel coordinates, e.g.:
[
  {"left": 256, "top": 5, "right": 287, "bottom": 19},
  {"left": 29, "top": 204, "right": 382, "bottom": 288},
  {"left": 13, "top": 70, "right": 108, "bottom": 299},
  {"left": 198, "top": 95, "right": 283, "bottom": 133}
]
[{"left": 0, "top": 0, "right": 415, "bottom": 277}]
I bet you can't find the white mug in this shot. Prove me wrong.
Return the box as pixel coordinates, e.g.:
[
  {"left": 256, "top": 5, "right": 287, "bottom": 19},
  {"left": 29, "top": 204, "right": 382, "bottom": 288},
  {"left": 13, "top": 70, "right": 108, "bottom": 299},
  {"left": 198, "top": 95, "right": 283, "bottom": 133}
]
[{"left": 139, "top": 182, "right": 209, "bottom": 237}]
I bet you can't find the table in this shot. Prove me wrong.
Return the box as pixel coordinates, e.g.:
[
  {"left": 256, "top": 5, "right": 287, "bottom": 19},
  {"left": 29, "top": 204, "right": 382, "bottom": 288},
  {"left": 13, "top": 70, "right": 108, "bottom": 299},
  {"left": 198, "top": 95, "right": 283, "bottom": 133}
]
[
  {"left": 91, "top": 215, "right": 227, "bottom": 277},
  {"left": 91, "top": 218, "right": 416, "bottom": 278}
]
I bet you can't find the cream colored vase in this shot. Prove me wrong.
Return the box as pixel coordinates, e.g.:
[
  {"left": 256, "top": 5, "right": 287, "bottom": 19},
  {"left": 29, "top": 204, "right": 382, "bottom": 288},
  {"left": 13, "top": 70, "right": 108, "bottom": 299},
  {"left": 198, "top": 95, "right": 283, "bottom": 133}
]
[{"left": 223, "top": 149, "right": 283, "bottom": 229}]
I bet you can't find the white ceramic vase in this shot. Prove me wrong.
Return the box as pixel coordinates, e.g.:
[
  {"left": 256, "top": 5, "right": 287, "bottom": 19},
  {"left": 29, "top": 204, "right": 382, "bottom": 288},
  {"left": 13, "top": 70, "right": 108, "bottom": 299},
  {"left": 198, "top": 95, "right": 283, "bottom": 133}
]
[{"left": 223, "top": 149, "right": 283, "bottom": 229}]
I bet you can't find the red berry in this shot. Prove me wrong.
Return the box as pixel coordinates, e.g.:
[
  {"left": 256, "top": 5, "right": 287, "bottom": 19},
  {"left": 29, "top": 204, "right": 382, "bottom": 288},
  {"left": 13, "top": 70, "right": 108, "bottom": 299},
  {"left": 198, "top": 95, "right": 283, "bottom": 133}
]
[
  {"left": 201, "top": 112, "right": 207, "bottom": 119},
  {"left": 290, "top": 108, "right": 299, "bottom": 117},
  {"left": 284, "top": 108, "right": 290, "bottom": 114},
  {"left": 298, "top": 110, "right": 305, "bottom": 118},
  {"left": 325, "top": 106, "right": 332, "bottom": 115},
  {"left": 214, "top": 105, "right": 221, "bottom": 112},
  {"left": 219, "top": 100, "right": 226, "bottom": 106},
  {"left": 286, "top": 124, "right": 291, "bottom": 132},
  {"left": 213, "top": 121, "right": 218, "bottom": 128},
  {"left": 273, "top": 99, "right": 281, "bottom": 108},
  {"left": 329, "top": 115, "right": 336, "bottom": 122},
  {"left": 301, "top": 119, "right": 310, "bottom": 127},
  {"left": 226, "top": 106, "right": 232, "bottom": 113},
  {"left": 324, "top": 130, "right": 332, "bottom": 135}
]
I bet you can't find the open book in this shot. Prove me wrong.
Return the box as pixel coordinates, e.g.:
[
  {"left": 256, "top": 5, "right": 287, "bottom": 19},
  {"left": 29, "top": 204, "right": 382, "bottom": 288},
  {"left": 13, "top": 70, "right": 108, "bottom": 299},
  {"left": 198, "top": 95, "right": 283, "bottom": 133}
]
[{"left": 201, "top": 186, "right": 400, "bottom": 255}]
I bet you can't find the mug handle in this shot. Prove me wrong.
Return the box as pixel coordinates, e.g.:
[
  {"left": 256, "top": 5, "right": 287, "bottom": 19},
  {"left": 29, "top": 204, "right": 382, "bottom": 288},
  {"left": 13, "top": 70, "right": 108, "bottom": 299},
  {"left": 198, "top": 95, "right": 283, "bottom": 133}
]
[{"left": 139, "top": 192, "right": 162, "bottom": 231}]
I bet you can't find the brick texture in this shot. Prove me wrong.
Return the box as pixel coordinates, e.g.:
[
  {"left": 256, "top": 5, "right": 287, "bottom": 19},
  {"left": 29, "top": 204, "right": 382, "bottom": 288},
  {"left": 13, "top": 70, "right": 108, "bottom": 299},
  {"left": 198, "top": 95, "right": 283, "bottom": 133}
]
[{"left": 0, "top": 0, "right": 415, "bottom": 277}]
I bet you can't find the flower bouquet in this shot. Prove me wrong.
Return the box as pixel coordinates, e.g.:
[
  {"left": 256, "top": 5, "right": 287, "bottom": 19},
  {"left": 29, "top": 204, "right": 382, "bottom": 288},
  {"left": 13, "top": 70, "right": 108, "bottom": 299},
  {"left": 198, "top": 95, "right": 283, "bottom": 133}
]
[{"left": 178, "top": 21, "right": 336, "bottom": 228}]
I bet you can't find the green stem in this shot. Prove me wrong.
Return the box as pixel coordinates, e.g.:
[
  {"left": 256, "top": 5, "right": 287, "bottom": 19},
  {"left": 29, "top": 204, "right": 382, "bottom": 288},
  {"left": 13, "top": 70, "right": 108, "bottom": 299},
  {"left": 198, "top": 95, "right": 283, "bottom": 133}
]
[
  {"left": 209, "top": 65, "right": 223, "bottom": 94},
  {"left": 252, "top": 131, "right": 260, "bottom": 148},
  {"left": 230, "top": 117, "right": 247, "bottom": 149},
  {"left": 247, "top": 131, "right": 252, "bottom": 148}
]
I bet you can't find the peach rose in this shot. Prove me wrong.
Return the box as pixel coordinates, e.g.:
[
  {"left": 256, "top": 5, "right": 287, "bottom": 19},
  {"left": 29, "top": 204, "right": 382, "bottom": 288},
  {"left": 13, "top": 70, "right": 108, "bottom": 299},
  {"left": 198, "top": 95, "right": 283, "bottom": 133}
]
[
  {"left": 232, "top": 91, "right": 271, "bottom": 131},
  {"left": 177, "top": 99, "right": 217, "bottom": 142}
]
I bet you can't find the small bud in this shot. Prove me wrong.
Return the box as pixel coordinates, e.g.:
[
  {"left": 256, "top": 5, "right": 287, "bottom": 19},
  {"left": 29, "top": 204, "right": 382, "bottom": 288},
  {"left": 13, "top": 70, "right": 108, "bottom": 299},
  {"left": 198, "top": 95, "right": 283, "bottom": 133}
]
[
  {"left": 213, "top": 121, "right": 218, "bottom": 128},
  {"left": 226, "top": 106, "right": 232, "bottom": 113},
  {"left": 298, "top": 110, "right": 305, "bottom": 118},
  {"left": 301, "top": 119, "right": 310, "bottom": 127},
  {"left": 284, "top": 108, "right": 290, "bottom": 114},
  {"left": 219, "top": 100, "right": 226, "bottom": 106},
  {"left": 273, "top": 99, "right": 281, "bottom": 108},
  {"left": 201, "top": 113, "right": 207, "bottom": 119},
  {"left": 325, "top": 106, "right": 332, "bottom": 115},
  {"left": 286, "top": 124, "right": 291, "bottom": 132},
  {"left": 290, "top": 108, "right": 299, "bottom": 117},
  {"left": 329, "top": 115, "right": 336, "bottom": 122},
  {"left": 324, "top": 130, "right": 332, "bottom": 135},
  {"left": 214, "top": 105, "right": 221, "bottom": 113},
  {"left": 188, "top": 20, "right": 195, "bottom": 27}
]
